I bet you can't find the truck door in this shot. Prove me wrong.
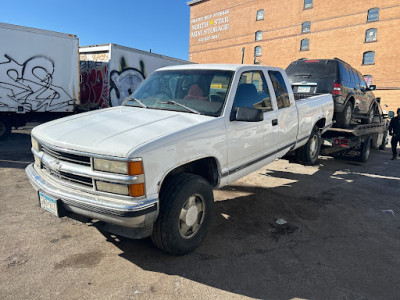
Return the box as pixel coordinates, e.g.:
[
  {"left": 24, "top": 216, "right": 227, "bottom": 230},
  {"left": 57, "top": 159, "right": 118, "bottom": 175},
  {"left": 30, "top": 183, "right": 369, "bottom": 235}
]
[
  {"left": 226, "top": 70, "right": 279, "bottom": 182},
  {"left": 268, "top": 70, "right": 298, "bottom": 151}
]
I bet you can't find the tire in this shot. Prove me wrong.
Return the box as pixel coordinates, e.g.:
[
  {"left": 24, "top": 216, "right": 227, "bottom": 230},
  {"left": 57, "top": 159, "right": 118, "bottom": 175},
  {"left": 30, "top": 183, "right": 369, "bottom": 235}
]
[
  {"left": 297, "top": 125, "right": 322, "bottom": 166},
  {"left": 151, "top": 173, "right": 214, "bottom": 255},
  {"left": 336, "top": 101, "right": 353, "bottom": 128},
  {"left": 361, "top": 105, "right": 375, "bottom": 124},
  {"left": 379, "top": 131, "right": 387, "bottom": 150},
  {"left": 0, "top": 118, "right": 11, "bottom": 141},
  {"left": 358, "top": 137, "right": 371, "bottom": 162}
]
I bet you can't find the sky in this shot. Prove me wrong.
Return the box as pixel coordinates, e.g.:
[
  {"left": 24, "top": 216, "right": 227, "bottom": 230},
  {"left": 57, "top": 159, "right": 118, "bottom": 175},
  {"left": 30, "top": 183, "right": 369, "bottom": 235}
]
[{"left": 0, "top": 0, "right": 191, "bottom": 61}]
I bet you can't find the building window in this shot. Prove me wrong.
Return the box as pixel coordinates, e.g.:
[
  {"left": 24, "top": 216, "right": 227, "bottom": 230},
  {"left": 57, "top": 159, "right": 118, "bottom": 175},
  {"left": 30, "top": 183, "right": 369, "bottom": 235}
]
[
  {"left": 363, "top": 51, "right": 375, "bottom": 65},
  {"left": 365, "top": 28, "right": 377, "bottom": 42},
  {"left": 256, "top": 9, "right": 264, "bottom": 21},
  {"left": 254, "top": 46, "right": 262, "bottom": 57},
  {"left": 367, "top": 8, "right": 379, "bottom": 22},
  {"left": 302, "top": 21, "right": 311, "bottom": 33},
  {"left": 364, "top": 75, "right": 373, "bottom": 87},
  {"left": 304, "top": 0, "right": 313, "bottom": 9},
  {"left": 300, "top": 39, "right": 309, "bottom": 51},
  {"left": 255, "top": 31, "right": 263, "bottom": 41}
]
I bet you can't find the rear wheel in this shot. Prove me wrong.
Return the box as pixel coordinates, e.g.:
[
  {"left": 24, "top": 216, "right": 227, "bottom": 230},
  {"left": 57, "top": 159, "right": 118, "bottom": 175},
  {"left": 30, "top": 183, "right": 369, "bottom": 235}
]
[
  {"left": 336, "top": 101, "right": 353, "bottom": 128},
  {"left": 151, "top": 173, "right": 214, "bottom": 255},
  {"left": 297, "top": 125, "right": 321, "bottom": 165},
  {"left": 358, "top": 137, "right": 371, "bottom": 162}
]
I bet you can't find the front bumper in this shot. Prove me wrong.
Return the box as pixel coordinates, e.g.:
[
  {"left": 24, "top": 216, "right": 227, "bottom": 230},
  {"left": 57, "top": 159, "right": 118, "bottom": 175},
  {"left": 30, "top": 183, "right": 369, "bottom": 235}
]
[{"left": 25, "top": 163, "right": 158, "bottom": 229}]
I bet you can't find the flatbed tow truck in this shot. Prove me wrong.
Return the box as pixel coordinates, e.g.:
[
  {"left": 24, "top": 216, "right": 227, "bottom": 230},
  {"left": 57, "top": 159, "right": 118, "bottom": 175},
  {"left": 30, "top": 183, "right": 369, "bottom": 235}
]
[{"left": 320, "top": 118, "right": 388, "bottom": 162}]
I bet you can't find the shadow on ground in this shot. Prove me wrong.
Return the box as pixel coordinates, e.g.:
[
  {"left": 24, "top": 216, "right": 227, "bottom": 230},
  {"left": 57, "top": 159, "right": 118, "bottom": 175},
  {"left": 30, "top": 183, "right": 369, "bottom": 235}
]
[{"left": 90, "top": 153, "right": 400, "bottom": 299}]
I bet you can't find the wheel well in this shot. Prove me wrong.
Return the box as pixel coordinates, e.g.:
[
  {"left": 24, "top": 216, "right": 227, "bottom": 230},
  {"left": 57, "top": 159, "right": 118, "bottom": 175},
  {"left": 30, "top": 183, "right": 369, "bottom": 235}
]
[
  {"left": 160, "top": 157, "right": 219, "bottom": 192},
  {"left": 347, "top": 96, "right": 355, "bottom": 108},
  {"left": 315, "top": 118, "right": 326, "bottom": 130}
]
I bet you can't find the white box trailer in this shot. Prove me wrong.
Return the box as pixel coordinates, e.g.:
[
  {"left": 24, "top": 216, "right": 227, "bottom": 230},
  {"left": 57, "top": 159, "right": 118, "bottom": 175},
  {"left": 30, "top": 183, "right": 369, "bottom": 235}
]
[
  {"left": 79, "top": 43, "right": 191, "bottom": 109},
  {"left": 0, "top": 22, "right": 79, "bottom": 139}
]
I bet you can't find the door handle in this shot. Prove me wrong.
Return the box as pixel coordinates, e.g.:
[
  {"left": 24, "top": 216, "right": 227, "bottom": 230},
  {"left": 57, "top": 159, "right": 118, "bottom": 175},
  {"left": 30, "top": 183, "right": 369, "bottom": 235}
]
[{"left": 272, "top": 119, "right": 278, "bottom": 126}]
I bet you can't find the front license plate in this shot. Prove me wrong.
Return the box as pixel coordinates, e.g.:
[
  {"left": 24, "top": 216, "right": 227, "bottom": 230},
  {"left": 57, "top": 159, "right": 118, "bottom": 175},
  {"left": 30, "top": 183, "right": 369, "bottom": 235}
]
[
  {"left": 298, "top": 86, "right": 311, "bottom": 93},
  {"left": 39, "top": 192, "right": 59, "bottom": 217}
]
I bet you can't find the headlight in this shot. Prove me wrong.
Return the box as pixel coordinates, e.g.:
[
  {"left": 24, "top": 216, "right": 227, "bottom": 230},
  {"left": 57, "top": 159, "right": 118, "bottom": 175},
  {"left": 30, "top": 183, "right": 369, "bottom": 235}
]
[
  {"left": 31, "top": 137, "right": 39, "bottom": 152},
  {"left": 96, "top": 181, "right": 130, "bottom": 196},
  {"left": 93, "top": 158, "right": 143, "bottom": 175},
  {"left": 93, "top": 159, "right": 145, "bottom": 197}
]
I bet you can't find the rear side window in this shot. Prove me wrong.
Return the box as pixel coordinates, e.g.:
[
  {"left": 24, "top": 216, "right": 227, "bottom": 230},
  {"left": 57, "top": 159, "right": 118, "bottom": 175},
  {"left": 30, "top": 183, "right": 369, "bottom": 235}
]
[
  {"left": 338, "top": 62, "right": 351, "bottom": 86},
  {"left": 350, "top": 69, "right": 360, "bottom": 88},
  {"left": 269, "top": 71, "right": 290, "bottom": 109}
]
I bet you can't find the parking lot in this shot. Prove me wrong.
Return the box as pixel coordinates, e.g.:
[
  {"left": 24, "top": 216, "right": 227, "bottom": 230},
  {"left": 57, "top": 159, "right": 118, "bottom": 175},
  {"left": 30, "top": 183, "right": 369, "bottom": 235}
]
[{"left": 1, "top": 128, "right": 400, "bottom": 300}]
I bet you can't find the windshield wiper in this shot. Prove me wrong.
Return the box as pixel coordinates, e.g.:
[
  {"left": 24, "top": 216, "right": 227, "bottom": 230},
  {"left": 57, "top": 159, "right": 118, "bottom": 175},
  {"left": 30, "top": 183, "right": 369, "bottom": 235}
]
[
  {"left": 126, "top": 97, "right": 148, "bottom": 108},
  {"left": 159, "top": 101, "right": 201, "bottom": 114}
]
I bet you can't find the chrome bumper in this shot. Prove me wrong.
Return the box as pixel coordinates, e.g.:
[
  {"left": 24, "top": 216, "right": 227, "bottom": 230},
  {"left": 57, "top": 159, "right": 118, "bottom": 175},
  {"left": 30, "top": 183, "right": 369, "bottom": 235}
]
[{"left": 25, "top": 164, "right": 158, "bottom": 229}]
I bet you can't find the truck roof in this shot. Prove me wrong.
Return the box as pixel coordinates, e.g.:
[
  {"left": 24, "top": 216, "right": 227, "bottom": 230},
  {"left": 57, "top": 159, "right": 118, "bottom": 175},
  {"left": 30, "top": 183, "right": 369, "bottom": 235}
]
[{"left": 157, "top": 64, "right": 285, "bottom": 72}]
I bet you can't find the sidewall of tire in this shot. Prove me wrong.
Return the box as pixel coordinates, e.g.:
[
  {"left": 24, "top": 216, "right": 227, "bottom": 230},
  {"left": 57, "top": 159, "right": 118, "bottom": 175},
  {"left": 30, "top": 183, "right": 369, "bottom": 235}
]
[
  {"left": 152, "top": 173, "right": 214, "bottom": 255},
  {"left": 359, "top": 137, "right": 371, "bottom": 162},
  {"left": 336, "top": 102, "right": 353, "bottom": 128},
  {"left": 298, "top": 126, "right": 321, "bottom": 165}
]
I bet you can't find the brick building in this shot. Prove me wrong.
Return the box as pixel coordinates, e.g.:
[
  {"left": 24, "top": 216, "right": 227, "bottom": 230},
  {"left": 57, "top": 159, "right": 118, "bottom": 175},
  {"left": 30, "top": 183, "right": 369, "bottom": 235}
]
[{"left": 188, "top": 0, "right": 400, "bottom": 112}]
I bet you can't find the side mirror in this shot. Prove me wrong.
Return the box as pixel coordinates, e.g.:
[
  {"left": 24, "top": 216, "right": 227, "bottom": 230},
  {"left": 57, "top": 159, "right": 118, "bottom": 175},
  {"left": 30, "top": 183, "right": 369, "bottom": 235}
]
[
  {"left": 388, "top": 111, "right": 395, "bottom": 119},
  {"left": 234, "top": 107, "right": 264, "bottom": 122},
  {"left": 368, "top": 84, "right": 376, "bottom": 91}
]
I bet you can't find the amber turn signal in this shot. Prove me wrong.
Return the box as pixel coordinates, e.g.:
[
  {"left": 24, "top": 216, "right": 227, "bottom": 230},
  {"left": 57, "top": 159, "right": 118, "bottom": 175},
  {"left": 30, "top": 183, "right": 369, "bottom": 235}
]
[
  {"left": 128, "top": 161, "right": 144, "bottom": 175},
  {"left": 129, "top": 183, "right": 145, "bottom": 197}
]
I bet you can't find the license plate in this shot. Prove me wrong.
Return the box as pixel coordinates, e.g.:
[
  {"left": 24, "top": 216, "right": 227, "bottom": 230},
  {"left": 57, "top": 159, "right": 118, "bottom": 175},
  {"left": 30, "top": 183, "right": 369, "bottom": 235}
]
[
  {"left": 298, "top": 86, "right": 311, "bottom": 93},
  {"left": 39, "top": 192, "right": 59, "bottom": 217}
]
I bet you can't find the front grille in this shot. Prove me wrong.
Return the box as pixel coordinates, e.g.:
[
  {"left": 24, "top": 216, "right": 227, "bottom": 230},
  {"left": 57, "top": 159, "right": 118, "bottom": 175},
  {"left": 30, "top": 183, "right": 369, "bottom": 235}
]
[
  {"left": 41, "top": 145, "right": 91, "bottom": 166},
  {"left": 43, "top": 165, "right": 93, "bottom": 187}
]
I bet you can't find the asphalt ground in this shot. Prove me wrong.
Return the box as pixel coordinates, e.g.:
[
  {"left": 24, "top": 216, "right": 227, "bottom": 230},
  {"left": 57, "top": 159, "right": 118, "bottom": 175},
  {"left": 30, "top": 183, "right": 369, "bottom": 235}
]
[{"left": 1, "top": 128, "right": 399, "bottom": 299}]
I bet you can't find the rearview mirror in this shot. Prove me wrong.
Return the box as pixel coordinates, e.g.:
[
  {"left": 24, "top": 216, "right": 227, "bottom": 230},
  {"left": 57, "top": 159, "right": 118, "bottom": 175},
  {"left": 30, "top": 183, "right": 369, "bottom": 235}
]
[{"left": 234, "top": 107, "right": 264, "bottom": 122}]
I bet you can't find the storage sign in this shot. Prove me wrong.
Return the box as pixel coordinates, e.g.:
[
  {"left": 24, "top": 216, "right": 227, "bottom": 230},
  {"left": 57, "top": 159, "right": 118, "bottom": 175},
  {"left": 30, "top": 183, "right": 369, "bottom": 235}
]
[{"left": 191, "top": 9, "right": 230, "bottom": 43}]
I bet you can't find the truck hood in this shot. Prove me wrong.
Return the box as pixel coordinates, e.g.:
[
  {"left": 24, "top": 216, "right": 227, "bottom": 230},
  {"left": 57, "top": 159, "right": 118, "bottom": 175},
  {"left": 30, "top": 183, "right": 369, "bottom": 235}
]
[{"left": 32, "top": 107, "right": 213, "bottom": 157}]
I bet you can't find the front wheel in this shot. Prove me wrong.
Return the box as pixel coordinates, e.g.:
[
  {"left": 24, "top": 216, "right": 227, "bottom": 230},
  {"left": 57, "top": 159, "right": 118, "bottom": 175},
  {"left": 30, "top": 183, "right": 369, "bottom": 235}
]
[
  {"left": 151, "top": 173, "right": 214, "bottom": 255},
  {"left": 297, "top": 125, "right": 322, "bottom": 166},
  {"left": 361, "top": 105, "right": 375, "bottom": 124}
]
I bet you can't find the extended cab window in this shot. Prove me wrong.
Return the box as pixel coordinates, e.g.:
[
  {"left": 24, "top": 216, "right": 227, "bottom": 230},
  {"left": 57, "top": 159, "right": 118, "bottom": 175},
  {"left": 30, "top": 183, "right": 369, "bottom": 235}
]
[
  {"left": 233, "top": 71, "right": 272, "bottom": 111},
  {"left": 269, "top": 71, "right": 290, "bottom": 109}
]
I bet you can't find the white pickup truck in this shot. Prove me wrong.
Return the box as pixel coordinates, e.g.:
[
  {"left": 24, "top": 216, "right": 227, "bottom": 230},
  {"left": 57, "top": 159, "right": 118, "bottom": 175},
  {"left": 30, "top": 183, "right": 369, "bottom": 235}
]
[{"left": 26, "top": 64, "right": 333, "bottom": 255}]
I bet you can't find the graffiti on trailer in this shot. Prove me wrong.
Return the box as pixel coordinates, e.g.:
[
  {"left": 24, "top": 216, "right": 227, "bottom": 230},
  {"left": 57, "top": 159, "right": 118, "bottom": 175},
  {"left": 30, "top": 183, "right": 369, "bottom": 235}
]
[
  {"left": 80, "top": 61, "right": 109, "bottom": 109},
  {"left": 0, "top": 54, "right": 75, "bottom": 112},
  {"left": 109, "top": 58, "right": 145, "bottom": 107}
]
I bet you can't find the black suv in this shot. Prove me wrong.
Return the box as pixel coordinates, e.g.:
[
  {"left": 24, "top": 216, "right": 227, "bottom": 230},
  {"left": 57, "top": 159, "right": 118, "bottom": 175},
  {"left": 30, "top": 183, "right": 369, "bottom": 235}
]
[{"left": 286, "top": 58, "right": 377, "bottom": 128}]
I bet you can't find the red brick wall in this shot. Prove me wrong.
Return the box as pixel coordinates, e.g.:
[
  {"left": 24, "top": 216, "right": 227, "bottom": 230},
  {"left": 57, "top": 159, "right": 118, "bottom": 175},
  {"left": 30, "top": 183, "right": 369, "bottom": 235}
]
[{"left": 189, "top": 0, "right": 400, "bottom": 113}]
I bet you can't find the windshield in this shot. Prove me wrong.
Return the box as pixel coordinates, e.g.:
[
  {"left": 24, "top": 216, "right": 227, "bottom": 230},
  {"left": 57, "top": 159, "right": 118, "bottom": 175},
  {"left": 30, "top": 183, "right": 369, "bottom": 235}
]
[{"left": 123, "top": 69, "right": 233, "bottom": 117}]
